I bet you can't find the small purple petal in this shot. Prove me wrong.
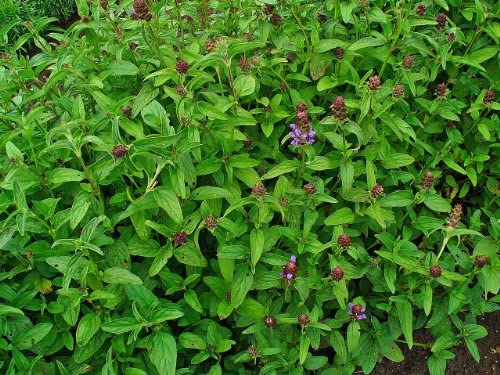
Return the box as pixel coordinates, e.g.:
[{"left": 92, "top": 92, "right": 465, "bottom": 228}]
[
  {"left": 294, "top": 129, "right": 301, "bottom": 136},
  {"left": 286, "top": 273, "right": 293, "bottom": 280},
  {"left": 308, "top": 131, "right": 316, "bottom": 136},
  {"left": 357, "top": 314, "right": 367, "bottom": 320},
  {"left": 290, "top": 255, "right": 297, "bottom": 262},
  {"left": 308, "top": 139, "right": 315, "bottom": 144},
  {"left": 290, "top": 123, "right": 296, "bottom": 129},
  {"left": 291, "top": 139, "right": 299, "bottom": 146},
  {"left": 280, "top": 272, "right": 285, "bottom": 277},
  {"left": 348, "top": 303, "right": 354, "bottom": 308},
  {"left": 361, "top": 307, "right": 366, "bottom": 313}
]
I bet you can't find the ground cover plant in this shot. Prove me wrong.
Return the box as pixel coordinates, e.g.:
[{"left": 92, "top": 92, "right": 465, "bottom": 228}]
[{"left": 0, "top": 0, "right": 498, "bottom": 374}]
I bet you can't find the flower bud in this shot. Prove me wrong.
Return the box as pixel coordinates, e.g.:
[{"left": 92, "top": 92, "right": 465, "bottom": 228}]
[
  {"left": 338, "top": 233, "right": 351, "bottom": 249},
  {"left": 429, "top": 265, "right": 442, "bottom": 278},
  {"left": 330, "top": 266, "right": 344, "bottom": 281}
]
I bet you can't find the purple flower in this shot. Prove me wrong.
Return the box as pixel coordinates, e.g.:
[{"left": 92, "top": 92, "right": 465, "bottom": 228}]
[
  {"left": 281, "top": 255, "right": 298, "bottom": 280},
  {"left": 289, "top": 124, "right": 315, "bottom": 146},
  {"left": 348, "top": 303, "right": 367, "bottom": 320}
]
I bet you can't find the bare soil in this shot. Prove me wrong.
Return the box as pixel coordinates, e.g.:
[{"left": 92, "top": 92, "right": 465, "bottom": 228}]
[{"left": 370, "top": 310, "right": 499, "bottom": 375}]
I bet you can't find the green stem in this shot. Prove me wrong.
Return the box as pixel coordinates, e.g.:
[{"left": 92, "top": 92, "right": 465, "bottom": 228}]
[{"left": 436, "top": 235, "right": 449, "bottom": 261}]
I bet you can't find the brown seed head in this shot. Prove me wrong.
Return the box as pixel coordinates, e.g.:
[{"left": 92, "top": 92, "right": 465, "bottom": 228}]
[
  {"left": 402, "top": 55, "right": 414, "bottom": 69},
  {"left": 204, "top": 215, "right": 218, "bottom": 230},
  {"left": 430, "top": 265, "right": 442, "bottom": 278},
  {"left": 173, "top": 231, "right": 188, "bottom": 246},
  {"left": 176, "top": 86, "right": 187, "bottom": 96},
  {"left": 392, "top": 84, "right": 405, "bottom": 99},
  {"left": 205, "top": 37, "right": 216, "bottom": 53},
  {"left": 483, "top": 90, "right": 495, "bottom": 105},
  {"left": 436, "top": 13, "right": 447, "bottom": 29},
  {"left": 370, "top": 183, "right": 384, "bottom": 198},
  {"left": 447, "top": 204, "right": 463, "bottom": 228},
  {"left": 331, "top": 266, "right": 345, "bottom": 281},
  {"left": 263, "top": 4, "right": 275, "bottom": 15},
  {"left": 270, "top": 13, "right": 281, "bottom": 26},
  {"left": 332, "top": 96, "right": 348, "bottom": 121},
  {"left": 333, "top": 47, "right": 345, "bottom": 59},
  {"left": 420, "top": 171, "right": 434, "bottom": 190},
  {"left": 264, "top": 316, "right": 276, "bottom": 328},
  {"left": 252, "top": 183, "right": 266, "bottom": 198},
  {"left": 473, "top": 255, "right": 490, "bottom": 269},
  {"left": 239, "top": 59, "right": 250, "bottom": 71},
  {"left": 247, "top": 345, "right": 259, "bottom": 358},
  {"left": 296, "top": 102, "right": 308, "bottom": 113},
  {"left": 367, "top": 75, "right": 381, "bottom": 90},
  {"left": 436, "top": 82, "right": 447, "bottom": 98},
  {"left": 416, "top": 4, "right": 426, "bottom": 16},
  {"left": 303, "top": 182, "right": 317, "bottom": 195},
  {"left": 338, "top": 233, "right": 351, "bottom": 249},
  {"left": 175, "top": 59, "right": 189, "bottom": 74},
  {"left": 111, "top": 145, "right": 128, "bottom": 158},
  {"left": 296, "top": 111, "right": 310, "bottom": 126},
  {"left": 447, "top": 32, "right": 456, "bottom": 42},
  {"left": 243, "top": 138, "right": 253, "bottom": 149},
  {"left": 298, "top": 313, "right": 311, "bottom": 326}
]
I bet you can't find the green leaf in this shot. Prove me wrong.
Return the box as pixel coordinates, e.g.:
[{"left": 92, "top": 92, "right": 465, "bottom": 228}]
[
  {"left": 324, "top": 207, "right": 354, "bottom": 226},
  {"left": 154, "top": 187, "right": 183, "bottom": 224},
  {"left": 379, "top": 190, "right": 414, "bottom": 207},
  {"left": 382, "top": 153, "right": 415, "bottom": 169},
  {"left": 198, "top": 101, "right": 229, "bottom": 120},
  {"left": 395, "top": 299, "right": 413, "bottom": 348},
  {"left": 231, "top": 266, "right": 253, "bottom": 308},
  {"left": 473, "top": 238, "right": 497, "bottom": 257},
  {"left": 102, "top": 267, "right": 143, "bottom": 285},
  {"left": 250, "top": 228, "right": 264, "bottom": 272},
  {"left": 234, "top": 75, "right": 256, "bottom": 97},
  {"left": 423, "top": 284, "right": 433, "bottom": 316},
  {"left": 262, "top": 160, "right": 298, "bottom": 179},
  {"left": 149, "top": 333, "right": 177, "bottom": 375},
  {"left": 179, "top": 333, "right": 206, "bottom": 350},
  {"left": 427, "top": 354, "right": 447, "bottom": 375},
  {"left": 13, "top": 323, "right": 53, "bottom": 350},
  {"left": 423, "top": 194, "right": 452, "bottom": 213},
  {"left": 0, "top": 304, "right": 24, "bottom": 316},
  {"left": 347, "top": 321, "right": 360, "bottom": 352},
  {"left": 107, "top": 60, "right": 139, "bottom": 75},
  {"left": 101, "top": 318, "right": 138, "bottom": 334},
  {"left": 349, "top": 37, "right": 385, "bottom": 51},
  {"left": 191, "top": 187, "right": 232, "bottom": 200},
  {"left": 299, "top": 335, "right": 310, "bottom": 365},
  {"left": 76, "top": 314, "right": 101, "bottom": 346},
  {"left": 174, "top": 245, "right": 208, "bottom": 267},
  {"left": 49, "top": 168, "right": 85, "bottom": 184},
  {"left": 184, "top": 290, "right": 203, "bottom": 314}
]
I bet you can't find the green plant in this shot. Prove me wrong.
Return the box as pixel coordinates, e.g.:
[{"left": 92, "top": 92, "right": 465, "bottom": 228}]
[{"left": 0, "top": 0, "right": 498, "bottom": 374}]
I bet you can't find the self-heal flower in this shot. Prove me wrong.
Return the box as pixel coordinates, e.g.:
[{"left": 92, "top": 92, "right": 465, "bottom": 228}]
[
  {"left": 289, "top": 124, "right": 316, "bottom": 146},
  {"left": 348, "top": 303, "right": 367, "bottom": 320},
  {"left": 281, "top": 255, "right": 298, "bottom": 280}
]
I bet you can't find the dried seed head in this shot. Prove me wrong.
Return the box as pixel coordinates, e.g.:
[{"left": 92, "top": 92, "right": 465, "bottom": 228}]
[
  {"left": 416, "top": 4, "right": 426, "bottom": 16},
  {"left": 205, "top": 37, "right": 216, "bottom": 53},
  {"left": 204, "top": 215, "right": 218, "bottom": 230},
  {"left": 446, "top": 120, "right": 456, "bottom": 128},
  {"left": 239, "top": 59, "right": 250, "bottom": 71},
  {"left": 286, "top": 51, "right": 297, "bottom": 63},
  {"left": 447, "top": 32, "right": 456, "bottom": 42},
  {"left": 317, "top": 12, "right": 327, "bottom": 24},
  {"left": 264, "top": 316, "right": 276, "bottom": 328},
  {"left": 436, "top": 82, "right": 447, "bottom": 98},
  {"left": 243, "top": 138, "right": 253, "bottom": 149},
  {"left": 247, "top": 345, "right": 259, "bottom": 358},
  {"left": 402, "top": 55, "right": 414, "bottom": 69},
  {"left": 332, "top": 96, "right": 348, "bottom": 121},
  {"left": 100, "top": 0, "right": 108, "bottom": 10},
  {"left": 473, "top": 255, "right": 490, "bottom": 269},
  {"left": 331, "top": 266, "right": 345, "bottom": 281},
  {"left": 436, "top": 13, "right": 447, "bottom": 30},
  {"left": 111, "top": 144, "right": 128, "bottom": 158},
  {"left": 483, "top": 90, "right": 495, "bottom": 105},
  {"left": 298, "top": 313, "right": 311, "bottom": 326},
  {"left": 175, "top": 59, "right": 189, "bottom": 74},
  {"left": 429, "top": 265, "right": 442, "bottom": 278},
  {"left": 338, "top": 233, "right": 351, "bottom": 249},
  {"left": 280, "top": 82, "right": 286, "bottom": 91},
  {"left": 176, "top": 86, "right": 187, "bottom": 96},
  {"left": 81, "top": 15, "right": 90, "bottom": 23},
  {"left": 296, "top": 102, "right": 308, "bottom": 113},
  {"left": 370, "top": 183, "right": 384, "bottom": 198},
  {"left": 270, "top": 13, "right": 282, "bottom": 26},
  {"left": 133, "top": 0, "right": 152, "bottom": 20},
  {"left": 368, "top": 75, "right": 381, "bottom": 90},
  {"left": 303, "top": 182, "right": 317, "bottom": 195},
  {"left": 420, "top": 171, "right": 434, "bottom": 190},
  {"left": 263, "top": 4, "right": 275, "bottom": 15},
  {"left": 296, "top": 111, "right": 310, "bottom": 126},
  {"left": 180, "top": 115, "right": 190, "bottom": 125},
  {"left": 250, "top": 56, "right": 260, "bottom": 66},
  {"left": 173, "top": 231, "right": 188, "bottom": 246},
  {"left": 263, "top": 104, "right": 272, "bottom": 113},
  {"left": 333, "top": 47, "right": 345, "bottom": 59},
  {"left": 392, "top": 84, "right": 405, "bottom": 99},
  {"left": 252, "top": 183, "right": 266, "bottom": 198},
  {"left": 447, "top": 204, "right": 463, "bottom": 228},
  {"left": 279, "top": 197, "right": 288, "bottom": 206}
]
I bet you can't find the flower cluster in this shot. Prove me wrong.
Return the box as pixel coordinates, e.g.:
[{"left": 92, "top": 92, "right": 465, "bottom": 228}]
[
  {"left": 332, "top": 96, "right": 348, "bottom": 121},
  {"left": 420, "top": 171, "right": 434, "bottom": 190},
  {"left": 132, "top": 0, "right": 152, "bottom": 21},
  {"left": 289, "top": 124, "right": 316, "bottom": 146},
  {"left": 281, "top": 255, "right": 298, "bottom": 280},
  {"left": 447, "top": 204, "right": 463, "bottom": 228},
  {"left": 173, "top": 231, "right": 188, "bottom": 247},
  {"left": 348, "top": 303, "right": 367, "bottom": 320}
]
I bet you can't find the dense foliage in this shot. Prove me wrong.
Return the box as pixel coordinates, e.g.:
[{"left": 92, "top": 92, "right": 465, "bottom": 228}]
[{"left": 0, "top": 0, "right": 498, "bottom": 374}]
